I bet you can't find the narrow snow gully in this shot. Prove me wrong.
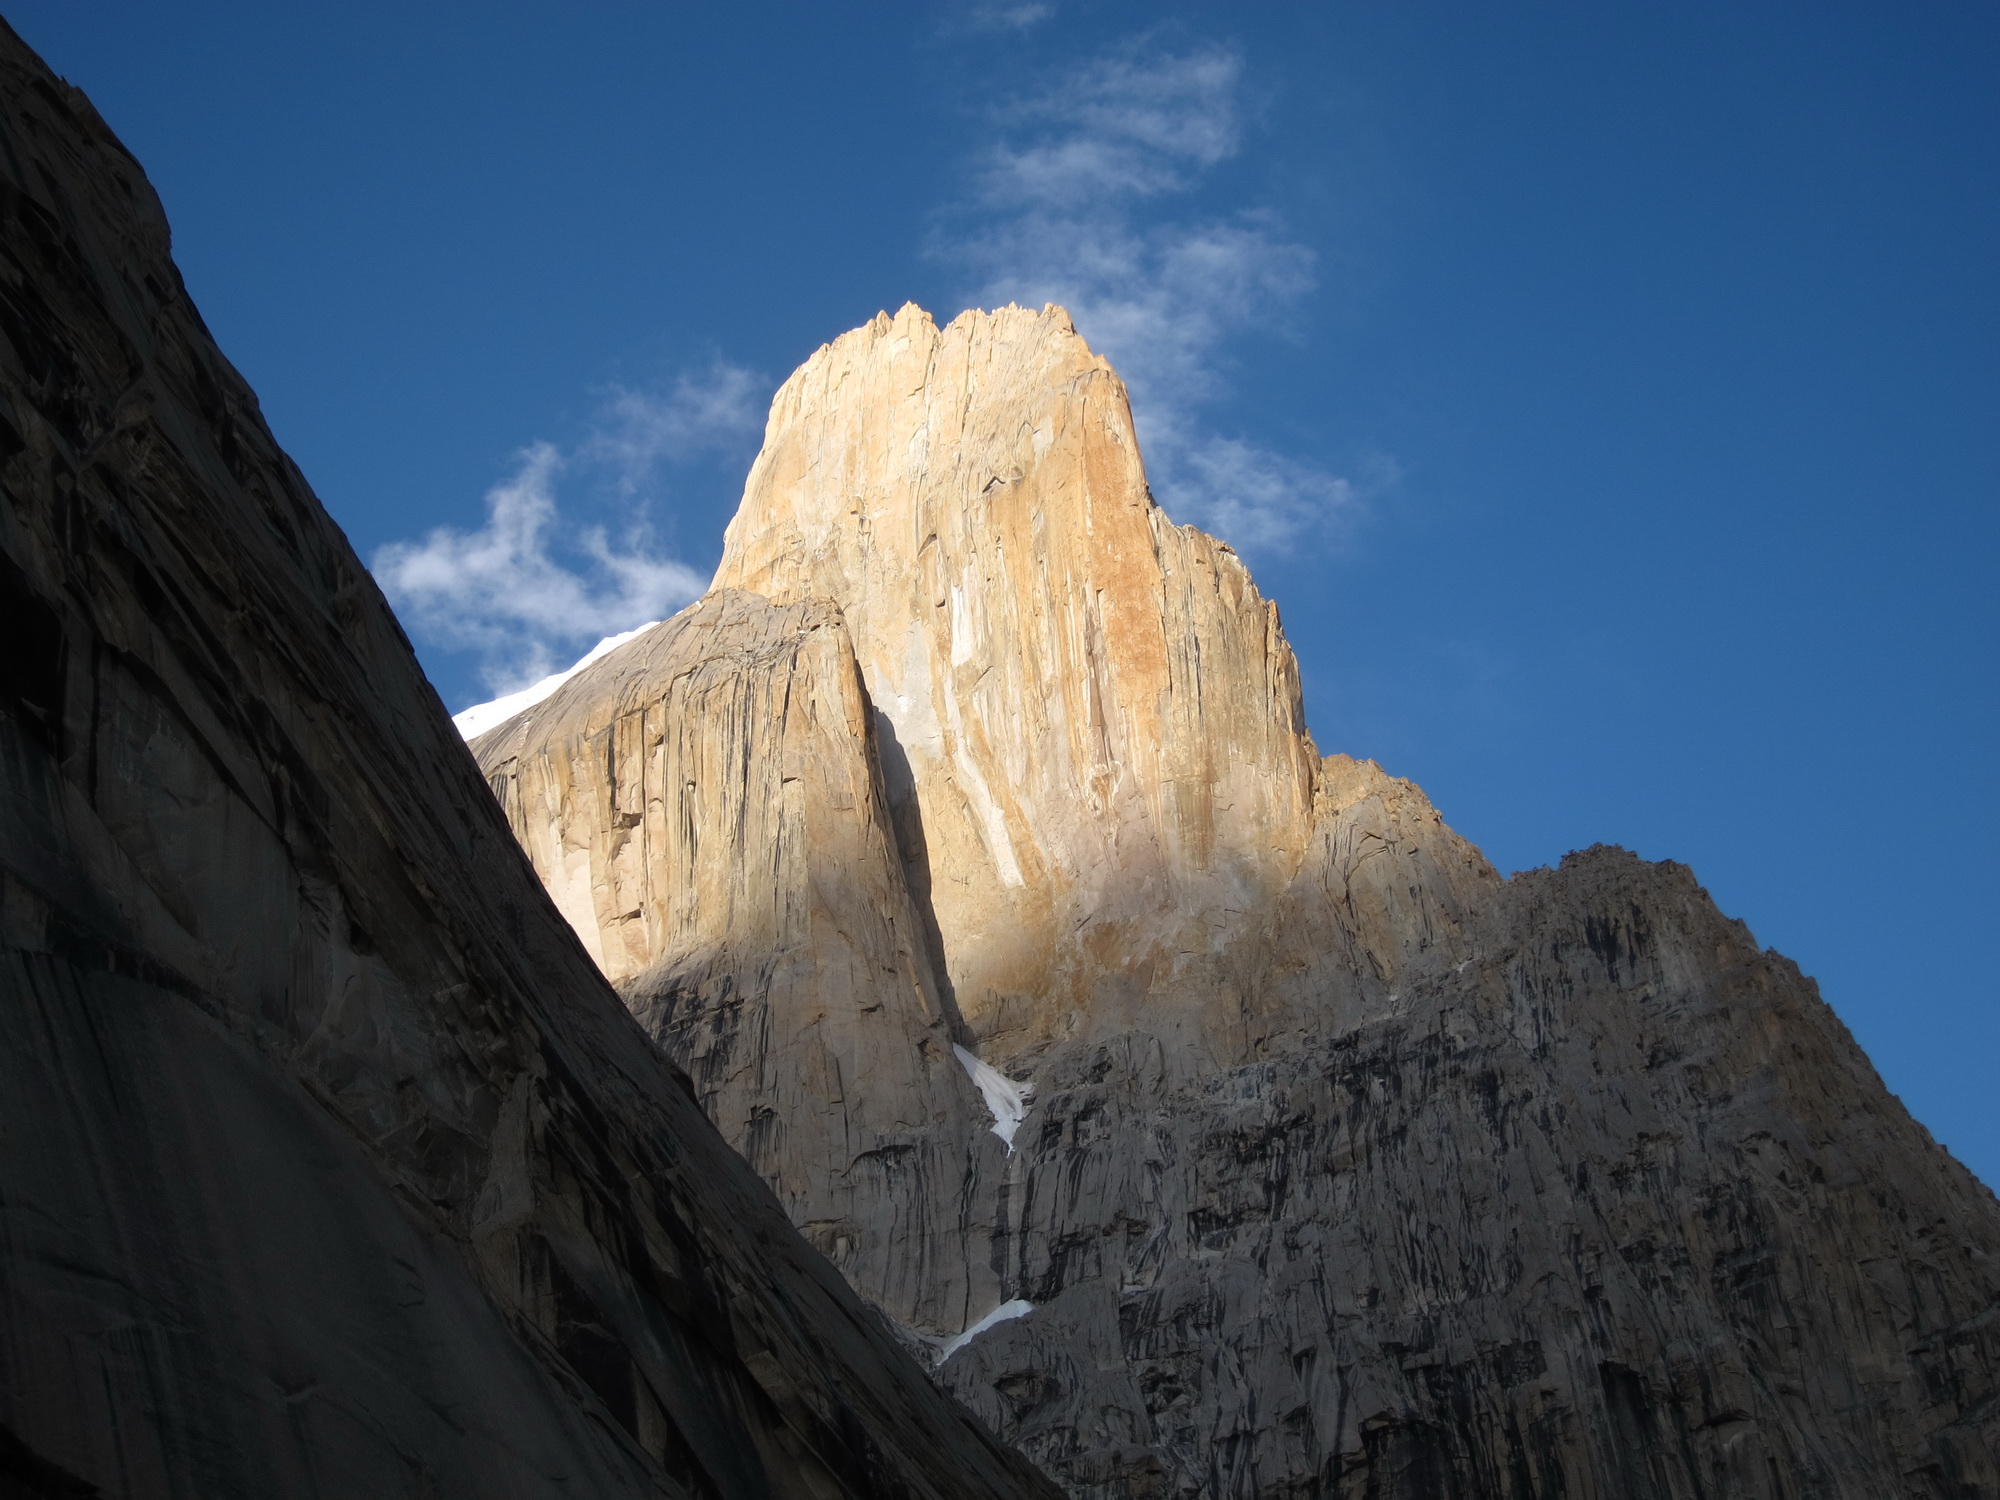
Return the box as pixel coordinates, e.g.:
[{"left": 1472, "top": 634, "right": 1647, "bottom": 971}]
[
  {"left": 953, "top": 1044, "right": 1033, "bottom": 1150},
  {"left": 939, "top": 1300, "right": 1035, "bottom": 1363}
]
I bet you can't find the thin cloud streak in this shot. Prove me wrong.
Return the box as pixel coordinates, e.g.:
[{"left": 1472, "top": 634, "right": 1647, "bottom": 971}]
[
  {"left": 373, "top": 362, "right": 763, "bottom": 697},
  {"left": 940, "top": 39, "right": 1374, "bottom": 554},
  {"left": 585, "top": 362, "right": 766, "bottom": 486},
  {"left": 956, "top": 2, "right": 1056, "bottom": 36}
]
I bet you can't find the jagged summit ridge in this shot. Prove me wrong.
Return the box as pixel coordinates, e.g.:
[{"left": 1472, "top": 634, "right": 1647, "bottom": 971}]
[
  {"left": 474, "top": 307, "right": 2000, "bottom": 1498},
  {"left": 483, "top": 299, "right": 1334, "bottom": 1055},
  {"left": 712, "top": 300, "right": 1321, "bottom": 1055}
]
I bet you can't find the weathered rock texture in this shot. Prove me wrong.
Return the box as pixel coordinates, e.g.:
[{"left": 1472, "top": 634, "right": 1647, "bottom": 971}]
[
  {"left": 0, "top": 28, "right": 1061, "bottom": 1500},
  {"left": 712, "top": 304, "right": 1318, "bottom": 1058},
  {"left": 477, "top": 588, "right": 1001, "bottom": 1334},
  {"left": 476, "top": 315, "right": 2000, "bottom": 1491}
]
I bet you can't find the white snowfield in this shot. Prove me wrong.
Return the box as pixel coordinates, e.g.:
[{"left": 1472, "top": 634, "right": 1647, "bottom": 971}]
[
  {"left": 938, "top": 1299, "right": 1034, "bottom": 1362},
  {"left": 953, "top": 1044, "right": 1033, "bottom": 1150},
  {"left": 451, "top": 623, "right": 660, "bottom": 740}
]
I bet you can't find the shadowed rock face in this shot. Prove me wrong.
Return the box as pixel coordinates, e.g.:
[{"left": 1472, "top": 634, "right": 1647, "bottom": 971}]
[
  {"left": 476, "top": 302, "right": 2000, "bottom": 1498},
  {"left": 0, "top": 25, "right": 1062, "bottom": 1500}
]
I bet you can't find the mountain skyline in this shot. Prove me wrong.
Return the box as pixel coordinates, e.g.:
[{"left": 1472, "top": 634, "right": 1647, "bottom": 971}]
[
  {"left": 8, "top": 0, "right": 1992, "bottom": 1189},
  {"left": 465, "top": 299, "right": 2000, "bottom": 1493}
]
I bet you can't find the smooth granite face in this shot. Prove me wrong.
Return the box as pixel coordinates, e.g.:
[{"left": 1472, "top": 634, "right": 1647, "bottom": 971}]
[
  {"left": 0, "top": 22, "right": 1062, "bottom": 1500},
  {"left": 477, "top": 304, "right": 2000, "bottom": 1498}
]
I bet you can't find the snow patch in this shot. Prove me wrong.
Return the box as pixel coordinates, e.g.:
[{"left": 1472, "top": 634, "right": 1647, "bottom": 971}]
[
  {"left": 954, "top": 1043, "right": 1033, "bottom": 1150},
  {"left": 939, "top": 1299, "right": 1034, "bottom": 1362},
  {"left": 452, "top": 623, "right": 659, "bottom": 739}
]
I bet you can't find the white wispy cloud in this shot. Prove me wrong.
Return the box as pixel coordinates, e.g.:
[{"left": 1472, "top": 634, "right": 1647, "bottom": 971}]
[
  {"left": 940, "top": 39, "right": 1372, "bottom": 554},
  {"left": 957, "top": 1, "right": 1055, "bottom": 35},
  {"left": 584, "top": 363, "right": 766, "bottom": 486},
  {"left": 373, "top": 363, "right": 764, "bottom": 697},
  {"left": 980, "top": 45, "right": 1241, "bottom": 205}
]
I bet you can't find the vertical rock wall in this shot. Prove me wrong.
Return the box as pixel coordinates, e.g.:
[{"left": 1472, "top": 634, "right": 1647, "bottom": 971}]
[
  {"left": 0, "top": 26, "right": 1060, "bottom": 1500},
  {"left": 938, "top": 838, "right": 2000, "bottom": 1497},
  {"left": 476, "top": 314, "right": 2000, "bottom": 1495},
  {"left": 711, "top": 305, "right": 1319, "bottom": 1054},
  {"left": 476, "top": 588, "right": 1010, "bottom": 1336}
]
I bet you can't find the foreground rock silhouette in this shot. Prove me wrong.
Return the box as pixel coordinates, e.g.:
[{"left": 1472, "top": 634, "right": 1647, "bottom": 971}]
[
  {"left": 0, "top": 23, "right": 1060, "bottom": 1500},
  {"left": 476, "top": 304, "right": 2000, "bottom": 1497}
]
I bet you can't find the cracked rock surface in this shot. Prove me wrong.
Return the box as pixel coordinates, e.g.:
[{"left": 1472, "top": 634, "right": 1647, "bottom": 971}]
[
  {"left": 476, "top": 301, "right": 2000, "bottom": 1490},
  {"left": 0, "top": 28, "right": 1060, "bottom": 1500}
]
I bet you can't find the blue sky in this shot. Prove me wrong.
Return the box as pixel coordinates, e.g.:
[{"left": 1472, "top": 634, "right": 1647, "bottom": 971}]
[{"left": 13, "top": 2, "right": 1996, "bottom": 1185}]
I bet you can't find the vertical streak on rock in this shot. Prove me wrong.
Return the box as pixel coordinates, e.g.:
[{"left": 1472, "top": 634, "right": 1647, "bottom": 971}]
[
  {"left": 476, "top": 591, "right": 1008, "bottom": 1336},
  {"left": 710, "top": 304, "right": 1319, "bottom": 1056},
  {"left": 476, "top": 304, "right": 2000, "bottom": 1498}
]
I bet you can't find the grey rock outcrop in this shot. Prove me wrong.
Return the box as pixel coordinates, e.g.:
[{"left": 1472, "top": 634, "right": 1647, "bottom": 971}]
[
  {"left": 941, "top": 835, "right": 2000, "bottom": 1497},
  {"left": 0, "top": 24, "right": 1061, "bottom": 1500},
  {"left": 475, "top": 303, "right": 2000, "bottom": 1490},
  {"left": 477, "top": 587, "right": 1003, "bottom": 1335}
]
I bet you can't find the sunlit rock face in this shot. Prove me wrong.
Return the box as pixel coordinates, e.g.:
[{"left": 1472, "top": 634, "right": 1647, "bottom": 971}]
[
  {"left": 476, "top": 587, "right": 1010, "bottom": 1335},
  {"left": 0, "top": 28, "right": 1061, "bottom": 1500},
  {"left": 473, "top": 305, "right": 2000, "bottom": 1498},
  {"left": 712, "top": 303, "right": 1323, "bottom": 1058}
]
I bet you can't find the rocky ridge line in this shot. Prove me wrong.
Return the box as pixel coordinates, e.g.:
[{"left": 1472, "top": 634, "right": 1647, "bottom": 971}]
[
  {"left": 474, "top": 315, "right": 2000, "bottom": 1490},
  {"left": 0, "top": 27, "right": 1061, "bottom": 1500}
]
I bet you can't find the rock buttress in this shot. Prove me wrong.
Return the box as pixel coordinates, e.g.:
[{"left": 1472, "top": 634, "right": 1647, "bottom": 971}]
[
  {"left": 713, "top": 303, "right": 1319, "bottom": 1058},
  {"left": 0, "top": 26, "right": 1062, "bottom": 1500},
  {"left": 476, "top": 314, "right": 2000, "bottom": 1496},
  {"left": 474, "top": 588, "right": 1011, "bottom": 1340}
]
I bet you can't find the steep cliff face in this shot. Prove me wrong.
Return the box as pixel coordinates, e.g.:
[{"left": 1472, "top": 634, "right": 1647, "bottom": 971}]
[
  {"left": 0, "top": 27, "right": 1060, "bottom": 1500},
  {"left": 711, "top": 304, "right": 1319, "bottom": 1056},
  {"left": 476, "top": 317, "right": 2000, "bottom": 1494},
  {"left": 941, "top": 840, "right": 2000, "bottom": 1497},
  {"left": 476, "top": 587, "right": 1009, "bottom": 1334}
]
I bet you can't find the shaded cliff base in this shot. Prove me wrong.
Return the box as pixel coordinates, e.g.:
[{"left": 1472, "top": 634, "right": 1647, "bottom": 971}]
[{"left": 0, "top": 22, "right": 1058, "bottom": 1500}]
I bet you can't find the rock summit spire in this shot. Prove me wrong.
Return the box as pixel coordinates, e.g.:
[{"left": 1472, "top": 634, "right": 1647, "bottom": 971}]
[{"left": 474, "top": 306, "right": 2000, "bottom": 1498}]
